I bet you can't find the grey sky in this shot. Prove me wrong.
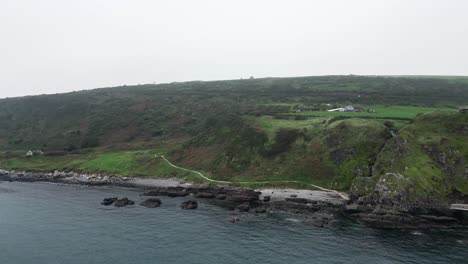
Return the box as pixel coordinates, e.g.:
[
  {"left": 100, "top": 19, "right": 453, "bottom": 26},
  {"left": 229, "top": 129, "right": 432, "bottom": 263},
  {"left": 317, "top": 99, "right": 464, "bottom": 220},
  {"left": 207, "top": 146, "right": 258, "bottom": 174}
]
[{"left": 1, "top": 0, "right": 467, "bottom": 98}]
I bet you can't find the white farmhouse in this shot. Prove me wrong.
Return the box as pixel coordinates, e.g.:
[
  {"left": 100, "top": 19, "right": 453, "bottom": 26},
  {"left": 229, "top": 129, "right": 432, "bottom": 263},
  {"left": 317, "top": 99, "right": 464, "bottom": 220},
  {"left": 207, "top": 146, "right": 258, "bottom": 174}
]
[{"left": 327, "top": 105, "right": 355, "bottom": 112}]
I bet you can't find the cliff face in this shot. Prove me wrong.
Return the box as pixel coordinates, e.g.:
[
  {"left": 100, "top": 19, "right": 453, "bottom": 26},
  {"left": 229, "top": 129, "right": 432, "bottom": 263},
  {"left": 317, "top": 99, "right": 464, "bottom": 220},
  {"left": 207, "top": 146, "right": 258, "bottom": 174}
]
[{"left": 350, "top": 112, "right": 468, "bottom": 213}]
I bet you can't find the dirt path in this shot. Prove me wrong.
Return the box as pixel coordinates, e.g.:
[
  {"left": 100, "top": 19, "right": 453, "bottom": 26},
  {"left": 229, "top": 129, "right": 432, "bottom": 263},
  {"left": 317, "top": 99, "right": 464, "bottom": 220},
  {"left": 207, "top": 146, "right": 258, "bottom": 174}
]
[{"left": 158, "top": 155, "right": 350, "bottom": 200}]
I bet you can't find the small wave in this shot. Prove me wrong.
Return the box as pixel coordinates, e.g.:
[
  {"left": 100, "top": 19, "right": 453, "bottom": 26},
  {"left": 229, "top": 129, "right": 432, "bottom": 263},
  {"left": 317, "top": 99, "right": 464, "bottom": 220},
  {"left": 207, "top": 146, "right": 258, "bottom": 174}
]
[
  {"left": 411, "top": 231, "right": 424, "bottom": 236},
  {"left": 285, "top": 218, "right": 300, "bottom": 223}
]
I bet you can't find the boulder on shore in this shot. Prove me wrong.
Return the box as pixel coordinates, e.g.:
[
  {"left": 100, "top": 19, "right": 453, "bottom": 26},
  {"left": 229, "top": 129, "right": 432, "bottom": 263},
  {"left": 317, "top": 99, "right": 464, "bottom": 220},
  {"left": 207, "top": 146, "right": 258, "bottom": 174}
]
[
  {"left": 263, "top": 196, "right": 271, "bottom": 202},
  {"left": 180, "top": 200, "right": 198, "bottom": 209},
  {"left": 101, "top": 197, "right": 118, "bottom": 206},
  {"left": 140, "top": 198, "right": 162, "bottom": 208},
  {"left": 113, "top": 197, "right": 135, "bottom": 207}
]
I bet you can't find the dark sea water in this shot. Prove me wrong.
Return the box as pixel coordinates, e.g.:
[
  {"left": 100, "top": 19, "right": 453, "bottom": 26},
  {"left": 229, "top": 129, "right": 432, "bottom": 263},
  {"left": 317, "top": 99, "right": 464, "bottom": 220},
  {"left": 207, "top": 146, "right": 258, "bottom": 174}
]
[{"left": 0, "top": 182, "right": 467, "bottom": 264}]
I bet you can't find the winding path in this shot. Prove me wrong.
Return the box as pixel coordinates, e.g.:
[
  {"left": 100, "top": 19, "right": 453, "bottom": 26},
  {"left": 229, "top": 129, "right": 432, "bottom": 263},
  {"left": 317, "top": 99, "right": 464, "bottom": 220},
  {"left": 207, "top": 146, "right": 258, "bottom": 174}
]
[{"left": 158, "top": 155, "right": 350, "bottom": 200}]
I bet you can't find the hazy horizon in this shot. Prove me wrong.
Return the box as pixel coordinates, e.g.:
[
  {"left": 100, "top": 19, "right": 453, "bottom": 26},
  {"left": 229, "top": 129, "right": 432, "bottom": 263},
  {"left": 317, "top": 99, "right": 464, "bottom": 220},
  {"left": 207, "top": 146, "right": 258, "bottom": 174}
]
[
  {"left": 1, "top": 0, "right": 467, "bottom": 98},
  {"left": 3, "top": 74, "right": 468, "bottom": 99}
]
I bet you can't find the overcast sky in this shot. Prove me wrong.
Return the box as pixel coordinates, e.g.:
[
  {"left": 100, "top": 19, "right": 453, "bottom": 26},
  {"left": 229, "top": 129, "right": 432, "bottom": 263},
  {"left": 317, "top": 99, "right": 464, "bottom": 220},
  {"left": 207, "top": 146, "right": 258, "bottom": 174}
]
[{"left": 1, "top": 0, "right": 467, "bottom": 98}]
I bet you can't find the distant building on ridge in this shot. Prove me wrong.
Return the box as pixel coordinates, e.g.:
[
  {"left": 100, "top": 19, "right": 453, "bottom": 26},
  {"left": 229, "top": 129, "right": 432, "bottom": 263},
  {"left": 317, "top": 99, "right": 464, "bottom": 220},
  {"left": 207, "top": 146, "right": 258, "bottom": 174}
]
[{"left": 327, "top": 105, "right": 355, "bottom": 112}]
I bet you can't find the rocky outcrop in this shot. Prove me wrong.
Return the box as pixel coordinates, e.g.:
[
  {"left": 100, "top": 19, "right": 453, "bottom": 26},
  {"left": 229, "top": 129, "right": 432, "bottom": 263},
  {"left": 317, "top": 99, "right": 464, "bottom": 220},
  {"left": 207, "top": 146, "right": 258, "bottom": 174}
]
[
  {"left": 195, "top": 192, "right": 216, "bottom": 199},
  {"left": 0, "top": 169, "right": 130, "bottom": 186},
  {"left": 140, "top": 198, "right": 162, "bottom": 208},
  {"left": 348, "top": 172, "right": 468, "bottom": 228}
]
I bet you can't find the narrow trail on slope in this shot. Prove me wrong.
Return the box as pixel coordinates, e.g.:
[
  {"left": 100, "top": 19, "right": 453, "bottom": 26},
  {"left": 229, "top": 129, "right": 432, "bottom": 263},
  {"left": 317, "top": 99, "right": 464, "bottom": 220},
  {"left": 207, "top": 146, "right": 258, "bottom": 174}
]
[{"left": 158, "top": 155, "right": 350, "bottom": 200}]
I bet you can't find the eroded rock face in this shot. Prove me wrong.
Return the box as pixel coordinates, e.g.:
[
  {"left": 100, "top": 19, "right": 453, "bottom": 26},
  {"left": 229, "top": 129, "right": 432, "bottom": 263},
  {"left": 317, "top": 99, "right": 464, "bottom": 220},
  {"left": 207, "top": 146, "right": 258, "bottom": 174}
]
[
  {"left": 140, "top": 198, "right": 162, "bottom": 208},
  {"left": 424, "top": 143, "right": 465, "bottom": 177},
  {"left": 180, "top": 200, "right": 198, "bottom": 209}
]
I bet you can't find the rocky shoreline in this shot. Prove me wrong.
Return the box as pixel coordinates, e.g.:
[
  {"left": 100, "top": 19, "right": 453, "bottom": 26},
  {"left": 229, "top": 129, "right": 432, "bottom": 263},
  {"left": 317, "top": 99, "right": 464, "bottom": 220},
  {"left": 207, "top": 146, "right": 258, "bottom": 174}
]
[{"left": 0, "top": 169, "right": 467, "bottom": 229}]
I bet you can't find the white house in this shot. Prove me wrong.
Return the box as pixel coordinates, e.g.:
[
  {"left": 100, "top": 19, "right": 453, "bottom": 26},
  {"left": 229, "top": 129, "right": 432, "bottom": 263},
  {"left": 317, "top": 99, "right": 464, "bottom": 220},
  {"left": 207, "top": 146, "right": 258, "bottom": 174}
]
[
  {"left": 26, "top": 150, "right": 33, "bottom": 157},
  {"left": 327, "top": 108, "right": 345, "bottom": 112},
  {"left": 327, "top": 105, "right": 355, "bottom": 112},
  {"left": 344, "top": 105, "right": 355, "bottom": 112}
]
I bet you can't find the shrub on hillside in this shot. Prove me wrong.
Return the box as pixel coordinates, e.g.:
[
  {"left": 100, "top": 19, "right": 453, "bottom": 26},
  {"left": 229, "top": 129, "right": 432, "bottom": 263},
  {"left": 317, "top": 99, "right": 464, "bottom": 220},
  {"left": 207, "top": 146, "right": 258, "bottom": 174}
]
[
  {"left": 383, "top": 121, "right": 395, "bottom": 129},
  {"left": 263, "top": 128, "right": 303, "bottom": 157}
]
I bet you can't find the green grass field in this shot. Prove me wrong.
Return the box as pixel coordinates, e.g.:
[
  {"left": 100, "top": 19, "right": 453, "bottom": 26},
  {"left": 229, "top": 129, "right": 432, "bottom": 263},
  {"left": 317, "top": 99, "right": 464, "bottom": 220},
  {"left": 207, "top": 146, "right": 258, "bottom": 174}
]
[
  {"left": 292, "top": 105, "right": 453, "bottom": 119},
  {"left": 0, "top": 150, "right": 205, "bottom": 182}
]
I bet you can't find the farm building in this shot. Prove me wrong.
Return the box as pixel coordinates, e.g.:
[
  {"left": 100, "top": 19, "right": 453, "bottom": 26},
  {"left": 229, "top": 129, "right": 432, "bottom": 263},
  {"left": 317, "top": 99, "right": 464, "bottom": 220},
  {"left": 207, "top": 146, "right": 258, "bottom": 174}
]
[
  {"left": 459, "top": 106, "right": 468, "bottom": 113},
  {"left": 327, "top": 105, "right": 355, "bottom": 112}
]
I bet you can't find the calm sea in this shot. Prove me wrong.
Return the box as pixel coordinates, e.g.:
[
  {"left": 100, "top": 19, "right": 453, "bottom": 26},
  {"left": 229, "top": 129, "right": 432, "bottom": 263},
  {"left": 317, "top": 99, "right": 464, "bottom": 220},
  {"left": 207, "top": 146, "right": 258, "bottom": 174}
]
[{"left": 0, "top": 182, "right": 466, "bottom": 264}]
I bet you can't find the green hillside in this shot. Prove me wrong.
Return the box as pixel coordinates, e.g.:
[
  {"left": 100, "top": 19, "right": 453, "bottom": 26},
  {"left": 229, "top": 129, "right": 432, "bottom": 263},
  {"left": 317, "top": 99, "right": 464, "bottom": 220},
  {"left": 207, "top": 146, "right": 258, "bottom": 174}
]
[{"left": 0, "top": 75, "right": 467, "bottom": 203}]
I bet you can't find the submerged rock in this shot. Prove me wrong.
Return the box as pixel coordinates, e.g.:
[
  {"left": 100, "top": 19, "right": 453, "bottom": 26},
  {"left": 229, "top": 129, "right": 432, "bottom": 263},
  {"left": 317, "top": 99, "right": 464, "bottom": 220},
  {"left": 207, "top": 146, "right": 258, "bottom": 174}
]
[
  {"left": 140, "top": 198, "right": 162, "bottom": 208},
  {"left": 180, "top": 200, "right": 198, "bottom": 209},
  {"left": 304, "top": 213, "right": 335, "bottom": 228},
  {"left": 113, "top": 197, "right": 135, "bottom": 207},
  {"left": 236, "top": 203, "right": 250, "bottom": 212},
  {"left": 101, "top": 197, "right": 118, "bottom": 206},
  {"left": 227, "top": 217, "right": 240, "bottom": 223},
  {"left": 255, "top": 207, "right": 267, "bottom": 214}
]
